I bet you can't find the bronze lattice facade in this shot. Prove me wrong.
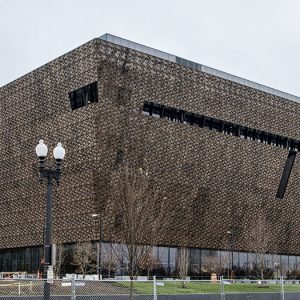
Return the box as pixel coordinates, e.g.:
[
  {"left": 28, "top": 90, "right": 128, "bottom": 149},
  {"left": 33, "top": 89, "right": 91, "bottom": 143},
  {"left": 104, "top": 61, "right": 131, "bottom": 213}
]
[{"left": 1, "top": 34, "right": 300, "bottom": 266}]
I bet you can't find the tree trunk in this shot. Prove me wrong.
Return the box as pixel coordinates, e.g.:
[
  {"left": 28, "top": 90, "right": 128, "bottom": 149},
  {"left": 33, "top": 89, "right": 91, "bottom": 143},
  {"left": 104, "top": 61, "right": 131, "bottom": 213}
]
[
  {"left": 260, "top": 267, "right": 264, "bottom": 280},
  {"left": 181, "top": 279, "right": 186, "bottom": 288},
  {"left": 129, "top": 277, "right": 134, "bottom": 300}
]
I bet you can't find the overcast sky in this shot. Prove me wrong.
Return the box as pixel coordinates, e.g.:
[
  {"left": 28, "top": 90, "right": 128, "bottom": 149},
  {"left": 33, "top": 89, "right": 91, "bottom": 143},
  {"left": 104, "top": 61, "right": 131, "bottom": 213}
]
[{"left": 1, "top": 0, "right": 300, "bottom": 97}]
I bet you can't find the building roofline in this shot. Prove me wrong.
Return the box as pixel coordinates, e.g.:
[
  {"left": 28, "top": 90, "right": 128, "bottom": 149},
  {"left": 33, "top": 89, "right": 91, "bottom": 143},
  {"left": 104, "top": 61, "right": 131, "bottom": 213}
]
[{"left": 99, "top": 33, "right": 300, "bottom": 103}]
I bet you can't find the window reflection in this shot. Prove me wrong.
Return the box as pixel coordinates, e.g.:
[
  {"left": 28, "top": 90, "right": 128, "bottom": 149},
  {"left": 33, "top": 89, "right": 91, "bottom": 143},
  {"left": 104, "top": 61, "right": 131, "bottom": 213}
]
[
  {"left": 239, "top": 252, "right": 247, "bottom": 270},
  {"left": 191, "top": 248, "right": 201, "bottom": 264},
  {"left": 2, "top": 244, "right": 300, "bottom": 279},
  {"left": 248, "top": 253, "right": 256, "bottom": 270},
  {"left": 233, "top": 252, "right": 239, "bottom": 268},
  {"left": 265, "top": 254, "right": 274, "bottom": 270},
  {"left": 11, "top": 251, "right": 17, "bottom": 272},
  {"left": 220, "top": 251, "right": 230, "bottom": 271},
  {"left": 201, "top": 249, "right": 211, "bottom": 263},
  {"left": 24, "top": 248, "right": 31, "bottom": 272},
  {"left": 281, "top": 255, "right": 289, "bottom": 275},
  {"left": 169, "top": 248, "right": 177, "bottom": 275},
  {"left": 289, "top": 256, "right": 297, "bottom": 273},
  {"left": 190, "top": 248, "right": 200, "bottom": 275},
  {"left": 158, "top": 247, "right": 169, "bottom": 273}
]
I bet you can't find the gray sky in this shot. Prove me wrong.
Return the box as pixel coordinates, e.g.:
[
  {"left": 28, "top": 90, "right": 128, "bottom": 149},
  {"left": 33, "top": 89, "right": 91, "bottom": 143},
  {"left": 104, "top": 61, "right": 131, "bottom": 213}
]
[{"left": 1, "top": 0, "right": 300, "bottom": 97}]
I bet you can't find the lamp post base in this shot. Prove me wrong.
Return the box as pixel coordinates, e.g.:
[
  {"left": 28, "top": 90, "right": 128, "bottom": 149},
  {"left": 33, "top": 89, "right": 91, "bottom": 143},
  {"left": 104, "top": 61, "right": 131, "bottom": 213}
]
[{"left": 43, "top": 265, "right": 50, "bottom": 300}]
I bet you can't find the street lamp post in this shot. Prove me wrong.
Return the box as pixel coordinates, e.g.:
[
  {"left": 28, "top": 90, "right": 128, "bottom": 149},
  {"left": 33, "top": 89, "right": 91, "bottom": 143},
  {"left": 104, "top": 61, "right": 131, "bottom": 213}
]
[
  {"left": 36, "top": 140, "right": 66, "bottom": 300},
  {"left": 92, "top": 213, "right": 102, "bottom": 279},
  {"left": 227, "top": 229, "right": 234, "bottom": 279}
]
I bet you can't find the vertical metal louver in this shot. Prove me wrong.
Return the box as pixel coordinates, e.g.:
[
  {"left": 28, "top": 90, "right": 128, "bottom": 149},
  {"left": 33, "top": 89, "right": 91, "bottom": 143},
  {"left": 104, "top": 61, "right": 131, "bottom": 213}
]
[{"left": 276, "top": 151, "right": 297, "bottom": 199}]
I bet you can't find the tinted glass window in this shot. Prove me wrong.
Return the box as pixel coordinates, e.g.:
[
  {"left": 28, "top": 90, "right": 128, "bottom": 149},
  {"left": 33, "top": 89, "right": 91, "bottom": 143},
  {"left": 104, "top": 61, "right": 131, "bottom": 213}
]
[{"left": 69, "top": 82, "right": 98, "bottom": 110}]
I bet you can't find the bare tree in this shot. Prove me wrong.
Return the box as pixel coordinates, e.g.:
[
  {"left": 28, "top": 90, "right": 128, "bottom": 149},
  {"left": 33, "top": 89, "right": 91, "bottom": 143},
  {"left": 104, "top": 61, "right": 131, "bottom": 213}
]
[
  {"left": 110, "top": 164, "right": 166, "bottom": 298},
  {"left": 102, "top": 243, "right": 119, "bottom": 278},
  {"left": 248, "top": 214, "right": 274, "bottom": 280},
  {"left": 281, "top": 260, "right": 290, "bottom": 278},
  {"left": 138, "top": 250, "right": 160, "bottom": 277},
  {"left": 53, "top": 244, "right": 66, "bottom": 278},
  {"left": 177, "top": 247, "right": 190, "bottom": 288},
  {"left": 202, "top": 255, "right": 226, "bottom": 278},
  {"left": 72, "top": 242, "right": 97, "bottom": 276},
  {"left": 220, "top": 252, "right": 231, "bottom": 279}
]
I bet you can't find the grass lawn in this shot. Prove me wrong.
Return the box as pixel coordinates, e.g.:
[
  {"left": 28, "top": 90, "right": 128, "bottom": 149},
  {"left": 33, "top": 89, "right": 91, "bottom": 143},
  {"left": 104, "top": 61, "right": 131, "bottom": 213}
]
[{"left": 115, "top": 281, "right": 300, "bottom": 295}]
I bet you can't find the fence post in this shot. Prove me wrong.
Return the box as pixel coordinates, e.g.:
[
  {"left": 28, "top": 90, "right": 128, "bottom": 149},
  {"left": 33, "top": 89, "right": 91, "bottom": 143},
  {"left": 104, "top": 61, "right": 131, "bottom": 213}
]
[
  {"left": 18, "top": 281, "right": 21, "bottom": 295},
  {"left": 281, "top": 276, "right": 285, "bottom": 300},
  {"left": 220, "top": 275, "right": 225, "bottom": 300},
  {"left": 153, "top": 275, "right": 157, "bottom": 300},
  {"left": 71, "top": 277, "right": 76, "bottom": 300}
]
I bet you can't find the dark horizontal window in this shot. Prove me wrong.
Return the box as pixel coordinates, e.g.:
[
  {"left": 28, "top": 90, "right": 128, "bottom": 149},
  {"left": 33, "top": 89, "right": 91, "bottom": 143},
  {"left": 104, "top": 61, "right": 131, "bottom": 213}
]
[
  {"left": 143, "top": 101, "right": 300, "bottom": 151},
  {"left": 69, "top": 82, "right": 98, "bottom": 110}
]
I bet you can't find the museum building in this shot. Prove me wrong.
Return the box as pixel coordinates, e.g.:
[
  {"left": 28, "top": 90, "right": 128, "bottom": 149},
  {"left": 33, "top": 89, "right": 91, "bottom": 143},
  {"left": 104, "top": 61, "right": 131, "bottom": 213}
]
[{"left": 1, "top": 34, "right": 300, "bottom": 277}]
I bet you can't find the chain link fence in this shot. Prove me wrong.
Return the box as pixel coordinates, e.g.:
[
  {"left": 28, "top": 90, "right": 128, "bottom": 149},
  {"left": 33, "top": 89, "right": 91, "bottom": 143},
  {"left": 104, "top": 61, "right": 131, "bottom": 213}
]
[{"left": 1, "top": 277, "right": 300, "bottom": 299}]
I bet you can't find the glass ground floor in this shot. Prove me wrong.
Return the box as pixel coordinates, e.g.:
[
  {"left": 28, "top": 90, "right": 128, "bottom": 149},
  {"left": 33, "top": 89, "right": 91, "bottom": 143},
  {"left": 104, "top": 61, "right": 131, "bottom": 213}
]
[{"left": 1, "top": 243, "right": 300, "bottom": 279}]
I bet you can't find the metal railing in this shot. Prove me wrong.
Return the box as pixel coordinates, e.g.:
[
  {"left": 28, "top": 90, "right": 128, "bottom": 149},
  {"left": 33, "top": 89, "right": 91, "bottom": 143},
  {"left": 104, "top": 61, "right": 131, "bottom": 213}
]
[{"left": 0, "top": 276, "right": 299, "bottom": 299}]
